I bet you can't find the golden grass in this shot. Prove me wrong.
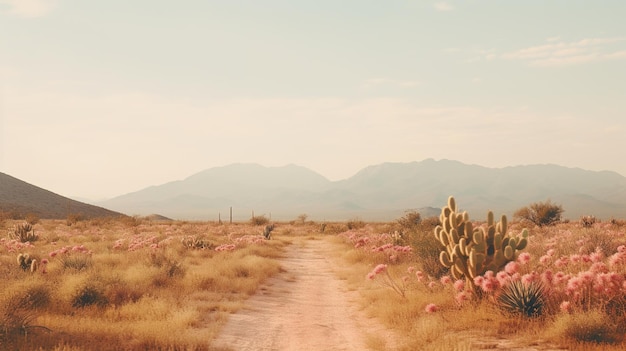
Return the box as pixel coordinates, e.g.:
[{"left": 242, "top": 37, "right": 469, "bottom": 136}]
[
  {"left": 0, "top": 219, "right": 295, "bottom": 350},
  {"left": 327, "top": 221, "right": 626, "bottom": 351},
  {"left": 3, "top": 218, "right": 625, "bottom": 350}
]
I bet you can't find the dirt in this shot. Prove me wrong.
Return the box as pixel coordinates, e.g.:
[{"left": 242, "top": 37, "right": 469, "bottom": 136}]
[{"left": 210, "top": 238, "right": 399, "bottom": 351}]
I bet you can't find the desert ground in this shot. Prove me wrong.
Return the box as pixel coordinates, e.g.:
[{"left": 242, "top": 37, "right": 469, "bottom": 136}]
[{"left": 1, "top": 205, "right": 625, "bottom": 350}]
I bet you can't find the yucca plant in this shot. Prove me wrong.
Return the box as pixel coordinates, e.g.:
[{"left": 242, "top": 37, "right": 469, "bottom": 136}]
[{"left": 497, "top": 280, "right": 546, "bottom": 318}]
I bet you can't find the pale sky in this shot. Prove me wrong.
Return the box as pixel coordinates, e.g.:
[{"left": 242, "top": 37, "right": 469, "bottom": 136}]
[{"left": 1, "top": 1, "right": 625, "bottom": 200}]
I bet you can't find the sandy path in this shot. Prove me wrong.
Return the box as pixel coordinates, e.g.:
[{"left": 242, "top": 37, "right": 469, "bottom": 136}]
[{"left": 210, "top": 238, "right": 397, "bottom": 351}]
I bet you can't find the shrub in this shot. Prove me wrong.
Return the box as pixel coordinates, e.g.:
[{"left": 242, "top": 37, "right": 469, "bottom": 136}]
[
  {"left": 72, "top": 284, "right": 108, "bottom": 308},
  {"left": 24, "top": 213, "right": 39, "bottom": 225},
  {"left": 61, "top": 255, "right": 92, "bottom": 271},
  {"left": 397, "top": 210, "right": 422, "bottom": 231},
  {"left": 580, "top": 215, "right": 598, "bottom": 228},
  {"left": 346, "top": 218, "right": 365, "bottom": 230},
  {"left": 250, "top": 215, "right": 269, "bottom": 226},
  {"left": 560, "top": 311, "right": 620, "bottom": 344},
  {"left": 181, "top": 236, "right": 212, "bottom": 250},
  {"left": 0, "top": 283, "right": 51, "bottom": 338},
  {"left": 514, "top": 199, "right": 563, "bottom": 227},
  {"left": 8, "top": 223, "right": 38, "bottom": 243},
  {"left": 497, "top": 280, "right": 545, "bottom": 318},
  {"left": 66, "top": 213, "right": 86, "bottom": 226},
  {"left": 296, "top": 213, "right": 308, "bottom": 224}
]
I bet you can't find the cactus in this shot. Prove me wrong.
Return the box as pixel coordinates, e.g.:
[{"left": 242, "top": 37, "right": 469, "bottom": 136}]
[
  {"left": 17, "top": 253, "right": 38, "bottom": 272},
  {"left": 434, "top": 196, "right": 529, "bottom": 291},
  {"left": 263, "top": 224, "right": 274, "bottom": 240},
  {"left": 9, "top": 223, "right": 38, "bottom": 243}
]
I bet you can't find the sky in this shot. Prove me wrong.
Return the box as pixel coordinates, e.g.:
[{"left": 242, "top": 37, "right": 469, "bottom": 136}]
[{"left": 1, "top": 0, "right": 626, "bottom": 200}]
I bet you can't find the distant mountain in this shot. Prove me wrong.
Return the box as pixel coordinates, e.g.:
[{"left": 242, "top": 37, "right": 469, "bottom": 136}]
[
  {"left": 0, "top": 172, "right": 123, "bottom": 219},
  {"left": 99, "top": 160, "right": 626, "bottom": 221}
]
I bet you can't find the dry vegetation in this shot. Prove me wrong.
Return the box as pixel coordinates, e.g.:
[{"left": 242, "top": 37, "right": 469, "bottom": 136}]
[
  {"left": 332, "top": 209, "right": 626, "bottom": 350},
  {"left": 0, "top": 217, "right": 298, "bottom": 350},
  {"left": 2, "top": 203, "right": 626, "bottom": 350}
]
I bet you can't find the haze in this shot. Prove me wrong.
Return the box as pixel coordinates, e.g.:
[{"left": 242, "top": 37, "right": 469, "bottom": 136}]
[{"left": 1, "top": 1, "right": 625, "bottom": 200}]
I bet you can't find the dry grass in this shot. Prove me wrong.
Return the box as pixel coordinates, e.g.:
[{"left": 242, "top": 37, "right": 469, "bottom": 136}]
[
  {"left": 3, "top": 216, "right": 626, "bottom": 350},
  {"left": 329, "top": 220, "right": 626, "bottom": 350},
  {"left": 0, "top": 218, "right": 300, "bottom": 350}
]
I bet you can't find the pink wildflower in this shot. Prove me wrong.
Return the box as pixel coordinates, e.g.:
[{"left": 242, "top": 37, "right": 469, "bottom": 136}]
[
  {"left": 415, "top": 270, "right": 424, "bottom": 281},
  {"left": 521, "top": 273, "right": 535, "bottom": 285},
  {"left": 560, "top": 301, "right": 572, "bottom": 313},
  {"left": 428, "top": 281, "right": 437, "bottom": 289},
  {"left": 555, "top": 257, "right": 569, "bottom": 268},
  {"left": 474, "top": 276, "right": 484, "bottom": 287},
  {"left": 481, "top": 279, "right": 495, "bottom": 293},
  {"left": 407, "top": 266, "right": 416, "bottom": 274},
  {"left": 440, "top": 275, "right": 451, "bottom": 285},
  {"left": 455, "top": 291, "right": 471, "bottom": 305},
  {"left": 496, "top": 271, "right": 510, "bottom": 286},
  {"left": 453, "top": 279, "right": 465, "bottom": 292},
  {"left": 366, "top": 272, "right": 376, "bottom": 280},
  {"left": 373, "top": 264, "right": 387, "bottom": 274},
  {"left": 539, "top": 255, "right": 551, "bottom": 266},
  {"left": 505, "top": 261, "right": 519, "bottom": 274},
  {"left": 518, "top": 252, "right": 531, "bottom": 265},
  {"left": 590, "top": 262, "right": 608, "bottom": 274},
  {"left": 425, "top": 303, "right": 438, "bottom": 313}
]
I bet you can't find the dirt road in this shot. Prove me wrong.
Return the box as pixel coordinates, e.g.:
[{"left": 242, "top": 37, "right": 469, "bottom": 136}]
[{"left": 210, "top": 238, "right": 398, "bottom": 351}]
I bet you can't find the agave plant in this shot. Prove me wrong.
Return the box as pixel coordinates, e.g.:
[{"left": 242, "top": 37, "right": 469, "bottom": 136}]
[{"left": 497, "top": 280, "right": 546, "bottom": 317}]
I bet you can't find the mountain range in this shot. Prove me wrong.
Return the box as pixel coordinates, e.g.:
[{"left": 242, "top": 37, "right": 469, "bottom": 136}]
[{"left": 97, "top": 159, "right": 626, "bottom": 221}]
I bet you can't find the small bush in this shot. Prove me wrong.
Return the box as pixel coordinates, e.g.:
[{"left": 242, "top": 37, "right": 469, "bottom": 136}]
[
  {"left": 181, "top": 236, "right": 212, "bottom": 249},
  {"left": 396, "top": 210, "right": 422, "bottom": 232},
  {"left": 580, "top": 215, "right": 598, "bottom": 228},
  {"left": 514, "top": 200, "right": 563, "bottom": 227},
  {"left": 24, "top": 213, "right": 39, "bottom": 225},
  {"left": 560, "top": 311, "right": 620, "bottom": 344},
  {"left": 66, "top": 213, "right": 86, "bottom": 226},
  {"left": 61, "top": 255, "right": 92, "bottom": 271},
  {"left": 250, "top": 215, "right": 270, "bottom": 226},
  {"left": 346, "top": 218, "right": 365, "bottom": 230},
  {"left": 72, "top": 284, "right": 108, "bottom": 308}
]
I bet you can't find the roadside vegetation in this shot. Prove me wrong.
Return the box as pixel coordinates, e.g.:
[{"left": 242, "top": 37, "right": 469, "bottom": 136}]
[
  {"left": 333, "top": 198, "right": 626, "bottom": 350},
  {"left": 1, "top": 196, "right": 625, "bottom": 350},
  {"left": 0, "top": 216, "right": 295, "bottom": 350}
]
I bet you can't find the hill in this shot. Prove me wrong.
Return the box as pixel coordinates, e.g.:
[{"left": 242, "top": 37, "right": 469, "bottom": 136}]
[
  {"left": 0, "top": 172, "right": 123, "bottom": 219},
  {"left": 99, "top": 160, "right": 626, "bottom": 221}
]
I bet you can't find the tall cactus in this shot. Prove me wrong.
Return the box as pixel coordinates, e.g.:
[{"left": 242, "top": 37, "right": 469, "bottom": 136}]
[{"left": 434, "top": 196, "right": 529, "bottom": 290}]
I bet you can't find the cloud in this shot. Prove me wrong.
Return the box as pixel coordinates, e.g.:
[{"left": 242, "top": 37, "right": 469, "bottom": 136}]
[
  {"left": 433, "top": 2, "right": 455, "bottom": 12},
  {"left": 500, "top": 37, "right": 626, "bottom": 67},
  {"left": 0, "top": 0, "right": 56, "bottom": 18}
]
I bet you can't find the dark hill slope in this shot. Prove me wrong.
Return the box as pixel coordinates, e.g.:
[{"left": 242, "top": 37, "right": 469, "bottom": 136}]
[{"left": 0, "top": 172, "right": 122, "bottom": 219}]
